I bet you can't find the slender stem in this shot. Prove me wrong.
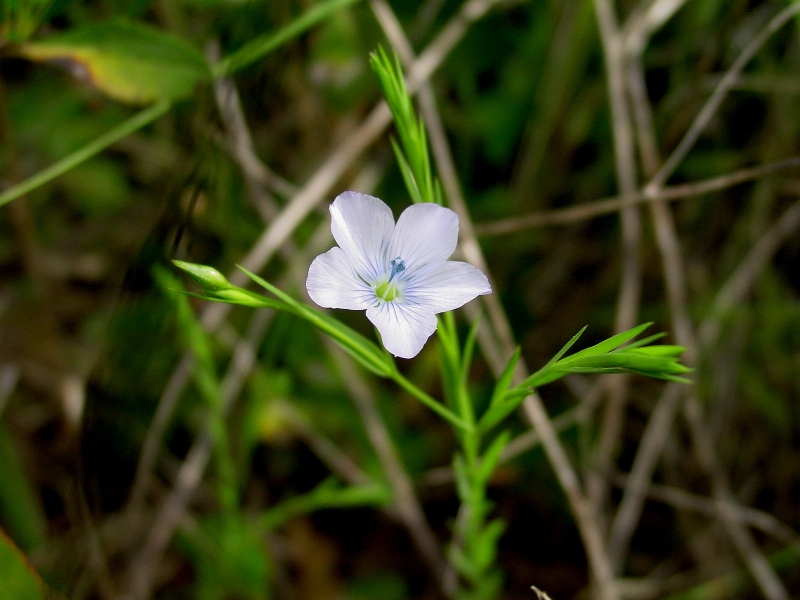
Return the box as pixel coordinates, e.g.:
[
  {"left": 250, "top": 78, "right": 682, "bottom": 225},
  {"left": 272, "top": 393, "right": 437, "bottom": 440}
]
[
  {"left": 0, "top": 100, "right": 171, "bottom": 208},
  {"left": 474, "top": 156, "right": 800, "bottom": 236},
  {"left": 391, "top": 368, "right": 469, "bottom": 431},
  {"left": 213, "top": 0, "right": 364, "bottom": 77},
  {"left": 590, "top": 0, "right": 641, "bottom": 583},
  {"left": 647, "top": 3, "right": 800, "bottom": 191}
]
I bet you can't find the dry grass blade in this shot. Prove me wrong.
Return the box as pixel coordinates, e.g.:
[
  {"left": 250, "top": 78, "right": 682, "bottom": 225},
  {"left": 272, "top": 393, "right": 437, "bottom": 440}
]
[
  {"left": 647, "top": 3, "right": 800, "bottom": 192},
  {"left": 474, "top": 157, "right": 800, "bottom": 236},
  {"left": 699, "top": 199, "right": 800, "bottom": 349}
]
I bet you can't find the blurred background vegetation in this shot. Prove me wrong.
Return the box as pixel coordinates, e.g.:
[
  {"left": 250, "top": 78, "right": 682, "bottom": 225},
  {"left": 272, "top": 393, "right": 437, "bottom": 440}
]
[{"left": 0, "top": 0, "right": 799, "bottom": 598}]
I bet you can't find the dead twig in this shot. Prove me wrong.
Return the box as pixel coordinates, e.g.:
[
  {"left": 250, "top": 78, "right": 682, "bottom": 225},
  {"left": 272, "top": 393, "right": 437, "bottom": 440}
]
[
  {"left": 474, "top": 157, "right": 800, "bottom": 236},
  {"left": 645, "top": 3, "right": 800, "bottom": 193}
]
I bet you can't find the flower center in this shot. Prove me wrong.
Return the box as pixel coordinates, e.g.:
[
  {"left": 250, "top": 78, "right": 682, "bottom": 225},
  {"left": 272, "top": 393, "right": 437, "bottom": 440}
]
[{"left": 373, "top": 257, "right": 406, "bottom": 302}]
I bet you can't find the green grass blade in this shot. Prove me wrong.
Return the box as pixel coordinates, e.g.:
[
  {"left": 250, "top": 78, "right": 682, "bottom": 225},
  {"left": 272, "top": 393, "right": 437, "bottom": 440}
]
[
  {"left": 0, "top": 424, "right": 46, "bottom": 552},
  {"left": 0, "top": 99, "right": 170, "bottom": 208},
  {"left": 215, "top": 0, "right": 363, "bottom": 77}
]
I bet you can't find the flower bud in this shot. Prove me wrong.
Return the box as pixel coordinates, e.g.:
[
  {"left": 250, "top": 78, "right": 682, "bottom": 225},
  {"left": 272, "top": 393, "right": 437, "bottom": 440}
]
[{"left": 172, "top": 260, "right": 230, "bottom": 291}]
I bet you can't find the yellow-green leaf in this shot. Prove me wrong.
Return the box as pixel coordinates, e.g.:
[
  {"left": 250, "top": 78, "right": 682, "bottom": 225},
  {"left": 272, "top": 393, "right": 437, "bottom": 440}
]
[
  {"left": 0, "top": 528, "right": 44, "bottom": 600},
  {"left": 19, "top": 20, "right": 211, "bottom": 104}
]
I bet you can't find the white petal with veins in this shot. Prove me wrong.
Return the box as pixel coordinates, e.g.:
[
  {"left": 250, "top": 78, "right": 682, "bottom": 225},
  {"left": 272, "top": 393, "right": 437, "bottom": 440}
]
[
  {"left": 405, "top": 261, "right": 491, "bottom": 314},
  {"left": 389, "top": 203, "right": 458, "bottom": 272},
  {"left": 306, "top": 247, "right": 375, "bottom": 310},
  {"left": 366, "top": 302, "right": 438, "bottom": 359},
  {"left": 330, "top": 191, "right": 394, "bottom": 281}
]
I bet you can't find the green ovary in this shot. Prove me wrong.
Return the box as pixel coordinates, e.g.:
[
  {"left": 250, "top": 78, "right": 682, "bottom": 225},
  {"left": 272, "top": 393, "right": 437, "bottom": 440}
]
[{"left": 374, "top": 280, "right": 400, "bottom": 302}]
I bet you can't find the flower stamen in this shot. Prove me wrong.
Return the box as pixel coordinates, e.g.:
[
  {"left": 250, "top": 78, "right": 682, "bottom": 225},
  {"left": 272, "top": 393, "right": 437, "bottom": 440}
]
[
  {"left": 388, "top": 257, "right": 406, "bottom": 282},
  {"left": 373, "top": 257, "right": 406, "bottom": 302}
]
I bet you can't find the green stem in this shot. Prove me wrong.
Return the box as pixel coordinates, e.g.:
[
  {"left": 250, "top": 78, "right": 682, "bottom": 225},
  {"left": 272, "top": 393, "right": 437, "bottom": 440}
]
[
  {"left": 0, "top": 99, "right": 171, "bottom": 208},
  {"left": 208, "top": 400, "right": 238, "bottom": 518},
  {"left": 391, "top": 369, "right": 469, "bottom": 431},
  {"left": 213, "top": 0, "right": 363, "bottom": 77}
]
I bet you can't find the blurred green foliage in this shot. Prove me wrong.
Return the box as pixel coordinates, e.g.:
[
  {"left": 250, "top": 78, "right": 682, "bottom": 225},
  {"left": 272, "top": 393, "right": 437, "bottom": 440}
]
[
  {"left": 0, "top": 0, "right": 799, "bottom": 598},
  {"left": 0, "top": 528, "right": 44, "bottom": 600}
]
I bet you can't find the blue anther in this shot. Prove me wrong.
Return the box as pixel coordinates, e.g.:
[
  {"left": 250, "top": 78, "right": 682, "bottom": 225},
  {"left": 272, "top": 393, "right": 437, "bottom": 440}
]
[{"left": 388, "top": 257, "right": 406, "bottom": 282}]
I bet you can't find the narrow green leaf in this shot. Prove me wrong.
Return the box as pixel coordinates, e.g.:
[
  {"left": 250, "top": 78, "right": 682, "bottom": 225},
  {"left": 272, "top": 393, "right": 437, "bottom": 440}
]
[
  {"left": 625, "top": 344, "right": 686, "bottom": 357},
  {"left": 620, "top": 332, "right": 666, "bottom": 350},
  {"left": 551, "top": 326, "right": 588, "bottom": 363},
  {"left": 391, "top": 139, "right": 423, "bottom": 204},
  {"left": 472, "top": 518, "right": 506, "bottom": 572},
  {"left": 261, "top": 479, "right": 390, "bottom": 531},
  {"left": 433, "top": 179, "right": 444, "bottom": 206},
  {"left": 371, "top": 46, "right": 439, "bottom": 205},
  {"left": 459, "top": 317, "right": 481, "bottom": 387},
  {"left": 436, "top": 314, "right": 461, "bottom": 409},
  {"left": 519, "top": 323, "right": 691, "bottom": 387},
  {"left": 570, "top": 352, "right": 689, "bottom": 373},
  {"left": 448, "top": 544, "right": 474, "bottom": 583},
  {"left": 476, "top": 431, "right": 511, "bottom": 485},
  {"left": 452, "top": 455, "right": 472, "bottom": 502},
  {"left": 437, "top": 311, "right": 460, "bottom": 367},
  {"left": 516, "top": 327, "right": 585, "bottom": 391},
  {"left": 478, "top": 397, "right": 523, "bottom": 435},
  {"left": 20, "top": 20, "right": 211, "bottom": 103},
  {"left": 487, "top": 348, "right": 521, "bottom": 410},
  {"left": 568, "top": 323, "right": 652, "bottom": 359}
]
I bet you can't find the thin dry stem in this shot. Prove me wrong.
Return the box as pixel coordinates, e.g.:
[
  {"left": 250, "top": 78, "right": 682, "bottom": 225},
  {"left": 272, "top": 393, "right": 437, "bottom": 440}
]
[
  {"left": 606, "top": 8, "right": 794, "bottom": 596},
  {"left": 474, "top": 157, "right": 800, "bottom": 236},
  {"left": 281, "top": 404, "right": 372, "bottom": 486},
  {"left": 613, "top": 475, "right": 800, "bottom": 547},
  {"left": 607, "top": 384, "right": 685, "bottom": 570},
  {"left": 646, "top": 3, "right": 800, "bottom": 192},
  {"left": 607, "top": 27, "right": 693, "bottom": 572},
  {"left": 127, "top": 355, "right": 195, "bottom": 511},
  {"left": 326, "top": 341, "right": 450, "bottom": 595},
  {"left": 590, "top": 0, "right": 643, "bottom": 562},
  {"left": 698, "top": 199, "right": 800, "bottom": 349}
]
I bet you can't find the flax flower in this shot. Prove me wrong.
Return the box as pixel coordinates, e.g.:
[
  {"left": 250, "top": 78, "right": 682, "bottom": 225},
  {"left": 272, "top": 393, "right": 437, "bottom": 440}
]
[{"left": 306, "top": 192, "right": 491, "bottom": 358}]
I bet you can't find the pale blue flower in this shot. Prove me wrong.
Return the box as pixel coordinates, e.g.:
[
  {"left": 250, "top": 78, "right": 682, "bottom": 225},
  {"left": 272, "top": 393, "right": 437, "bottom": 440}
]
[{"left": 306, "top": 192, "right": 492, "bottom": 358}]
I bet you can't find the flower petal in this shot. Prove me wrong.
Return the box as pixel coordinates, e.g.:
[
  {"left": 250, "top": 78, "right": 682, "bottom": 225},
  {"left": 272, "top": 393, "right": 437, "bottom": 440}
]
[
  {"left": 366, "top": 302, "right": 437, "bottom": 359},
  {"left": 330, "top": 191, "right": 395, "bottom": 281},
  {"left": 405, "top": 261, "right": 491, "bottom": 313},
  {"left": 388, "top": 203, "right": 458, "bottom": 273},
  {"left": 306, "top": 247, "right": 376, "bottom": 310}
]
